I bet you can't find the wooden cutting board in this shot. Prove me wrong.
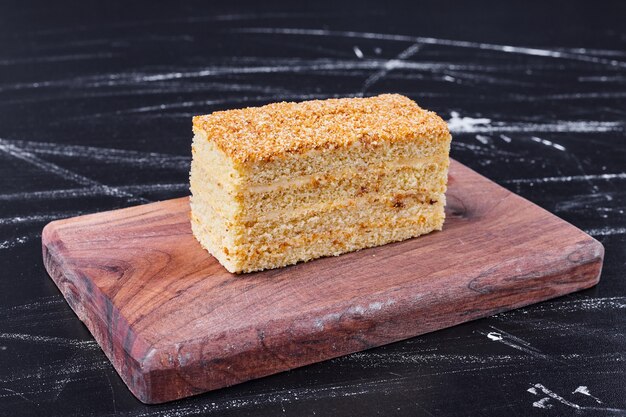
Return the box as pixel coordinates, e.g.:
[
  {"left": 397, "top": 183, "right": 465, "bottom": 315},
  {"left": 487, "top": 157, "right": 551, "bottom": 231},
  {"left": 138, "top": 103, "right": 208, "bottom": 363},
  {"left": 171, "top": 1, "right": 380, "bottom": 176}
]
[{"left": 42, "top": 160, "right": 603, "bottom": 404}]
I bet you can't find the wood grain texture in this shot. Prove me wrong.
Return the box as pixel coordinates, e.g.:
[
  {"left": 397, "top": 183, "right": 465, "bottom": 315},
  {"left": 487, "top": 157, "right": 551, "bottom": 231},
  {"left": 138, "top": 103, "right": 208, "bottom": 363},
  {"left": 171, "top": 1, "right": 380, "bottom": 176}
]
[{"left": 41, "top": 159, "right": 604, "bottom": 404}]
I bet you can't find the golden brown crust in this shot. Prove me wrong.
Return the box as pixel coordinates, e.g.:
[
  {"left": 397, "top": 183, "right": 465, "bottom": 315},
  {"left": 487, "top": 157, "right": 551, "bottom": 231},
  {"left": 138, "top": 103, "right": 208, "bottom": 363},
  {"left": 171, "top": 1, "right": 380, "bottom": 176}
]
[{"left": 192, "top": 94, "right": 450, "bottom": 163}]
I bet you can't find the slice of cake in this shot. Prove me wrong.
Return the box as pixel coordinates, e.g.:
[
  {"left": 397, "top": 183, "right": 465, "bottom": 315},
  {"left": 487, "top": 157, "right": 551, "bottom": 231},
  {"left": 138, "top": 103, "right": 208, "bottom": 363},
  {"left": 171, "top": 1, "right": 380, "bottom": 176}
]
[{"left": 190, "top": 94, "right": 451, "bottom": 273}]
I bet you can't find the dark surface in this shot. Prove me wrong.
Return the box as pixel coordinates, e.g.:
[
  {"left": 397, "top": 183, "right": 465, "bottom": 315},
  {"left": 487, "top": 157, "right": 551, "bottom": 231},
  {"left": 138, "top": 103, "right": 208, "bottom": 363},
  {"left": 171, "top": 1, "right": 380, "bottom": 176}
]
[{"left": 0, "top": 1, "right": 624, "bottom": 415}]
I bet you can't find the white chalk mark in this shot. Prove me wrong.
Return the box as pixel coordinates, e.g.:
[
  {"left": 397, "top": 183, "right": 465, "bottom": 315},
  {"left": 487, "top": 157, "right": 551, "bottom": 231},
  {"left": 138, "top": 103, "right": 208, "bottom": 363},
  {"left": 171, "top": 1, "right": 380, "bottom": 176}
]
[
  {"left": 500, "top": 134, "right": 512, "bottom": 143},
  {"left": 557, "top": 47, "right": 626, "bottom": 57},
  {"left": 504, "top": 172, "right": 626, "bottom": 184},
  {"left": 519, "top": 91, "right": 626, "bottom": 101},
  {"left": 0, "top": 388, "right": 36, "bottom": 405},
  {"left": 231, "top": 28, "right": 626, "bottom": 69},
  {"left": 0, "top": 52, "right": 115, "bottom": 66},
  {"left": 360, "top": 42, "right": 422, "bottom": 95},
  {"left": 0, "top": 139, "right": 107, "bottom": 187},
  {"left": 50, "top": 376, "right": 72, "bottom": 402},
  {"left": 573, "top": 386, "right": 603, "bottom": 404},
  {"left": 486, "top": 332, "right": 502, "bottom": 341},
  {"left": 508, "top": 120, "right": 622, "bottom": 133},
  {"left": 533, "top": 397, "right": 553, "bottom": 409},
  {"left": 0, "top": 296, "right": 64, "bottom": 316},
  {"left": 528, "top": 384, "right": 626, "bottom": 412},
  {"left": 579, "top": 75, "right": 626, "bottom": 82},
  {"left": 0, "top": 351, "right": 110, "bottom": 386},
  {"left": 0, "top": 61, "right": 379, "bottom": 93},
  {"left": 584, "top": 227, "right": 626, "bottom": 237},
  {"left": 497, "top": 297, "right": 626, "bottom": 318},
  {"left": 1, "top": 58, "right": 530, "bottom": 94},
  {"left": 0, "top": 138, "right": 148, "bottom": 204},
  {"left": 0, "top": 235, "right": 35, "bottom": 249},
  {"left": 0, "top": 212, "right": 86, "bottom": 226},
  {"left": 0, "top": 183, "right": 188, "bottom": 202},
  {"left": 554, "top": 192, "right": 617, "bottom": 214},
  {"left": 1, "top": 81, "right": 295, "bottom": 104},
  {"left": 95, "top": 374, "right": 419, "bottom": 415},
  {"left": 443, "top": 70, "right": 532, "bottom": 87},
  {"left": 530, "top": 136, "right": 566, "bottom": 151},
  {"left": 531, "top": 384, "right": 582, "bottom": 409},
  {"left": 475, "top": 135, "right": 490, "bottom": 145},
  {"left": 135, "top": 62, "right": 386, "bottom": 82},
  {"left": 448, "top": 114, "right": 621, "bottom": 133},
  {"left": 104, "top": 372, "right": 117, "bottom": 413},
  {"left": 3, "top": 138, "right": 189, "bottom": 170},
  {"left": 482, "top": 326, "right": 551, "bottom": 360},
  {"left": 338, "top": 351, "right": 596, "bottom": 367},
  {"left": 0, "top": 333, "right": 97, "bottom": 349},
  {"left": 447, "top": 111, "right": 492, "bottom": 133},
  {"left": 111, "top": 93, "right": 338, "bottom": 116},
  {"left": 353, "top": 46, "right": 364, "bottom": 59}
]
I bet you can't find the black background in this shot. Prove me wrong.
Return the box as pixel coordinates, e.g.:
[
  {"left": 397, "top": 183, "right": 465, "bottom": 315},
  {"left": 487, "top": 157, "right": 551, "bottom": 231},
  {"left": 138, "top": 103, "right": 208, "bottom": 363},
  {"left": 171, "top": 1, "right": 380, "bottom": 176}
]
[{"left": 1, "top": 1, "right": 625, "bottom": 416}]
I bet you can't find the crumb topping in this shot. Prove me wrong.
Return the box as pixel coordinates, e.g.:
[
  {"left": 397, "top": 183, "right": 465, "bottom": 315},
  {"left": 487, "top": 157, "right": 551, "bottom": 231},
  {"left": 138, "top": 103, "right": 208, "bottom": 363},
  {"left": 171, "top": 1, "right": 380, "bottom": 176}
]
[{"left": 192, "top": 94, "right": 449, "bottom": 163}]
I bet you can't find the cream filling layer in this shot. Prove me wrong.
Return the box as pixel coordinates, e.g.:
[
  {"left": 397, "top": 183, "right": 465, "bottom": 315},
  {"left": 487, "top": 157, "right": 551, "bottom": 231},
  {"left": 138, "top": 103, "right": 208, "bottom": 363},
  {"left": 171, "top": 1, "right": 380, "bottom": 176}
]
[
  {"left": 191, "top": 155, "right": 448, "bottom": 195},
  {"left": 192, "top": 187, "right": 445, "bottom": 224},
  {"left": 247, "top": 157, "right": 446, "bottom": 193}
]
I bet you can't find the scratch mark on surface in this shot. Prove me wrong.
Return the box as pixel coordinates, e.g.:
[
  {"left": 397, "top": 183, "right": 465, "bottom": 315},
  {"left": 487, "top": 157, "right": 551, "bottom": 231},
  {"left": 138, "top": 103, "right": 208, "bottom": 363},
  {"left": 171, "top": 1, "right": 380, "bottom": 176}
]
[
  {"left": 448, "top": 117, "right": 622, "bottom": 133},
  {"left": 0, "top": 52, "right": 115, "bottom": 66},
  {"left": 447, "top": 111, "right": 491, "bottom": 133},
  {"left": 1, "top": 296, "right": 64, "bottom": 313},
  {"left": 573, "top": 386, "right": 603, "bottom": 404},
  {"left": 481, "top": 326, "right": 552, "bottom": 361},
  {"left": 50, "top": 377, "right": 70, "bottom": 401},
  {"left": 360, "top": 42, "right": 422, "bottom": 95},
  {"left": 2, "top": 138, "right": 190, "bottom": 170},
  {"left": 0, "top": 387, "right": 36, "bottom": 405},
  {"left": 529, "top": 383, "right": 626, "bottom": 412},
  {"left": 110, "top": 93, "right": 337, "bottom": 116},
  {"left": 530, "top": 136, "right": 566, "bottom": 151},
  {"left": 584, "top": 227, "right": 626, "bottom": 236},
  {"left": 0, "top": 183, "right": 188, "bottom": 202},
  {"left": 529, "top": 383, "right": 582, "bottom": 409},
  {"left": 496, "top": 297, "right": 626, "bottom": 316},
  {"left": 104, "top": 372, "right": 117, "bottom": 413},
  {"left": 0, "top": 234, "right": 36, "bottom": 249},
  {"left": 0, "top": 212, "right": 86, "bottom": 226},
  {"left": 532, "top": 397, "right": 553, "bottom": 409},
  {"left": 231, "top": 28, "right": 626, "bottom": 69},
  {"left": 114, "top": 375, "right": 419, "bottom": 415},
  {"left": 486, "top": 332, "right": 502, "bottom": 341},
  {"left": 503, "top": 172, "right": 626, "bottom": 184},
  {"left": 0, "top": 138, "right": 148, "bottom": 204},
  {"left": 0, "top": 333, "right": 97, "bottom": 349}
]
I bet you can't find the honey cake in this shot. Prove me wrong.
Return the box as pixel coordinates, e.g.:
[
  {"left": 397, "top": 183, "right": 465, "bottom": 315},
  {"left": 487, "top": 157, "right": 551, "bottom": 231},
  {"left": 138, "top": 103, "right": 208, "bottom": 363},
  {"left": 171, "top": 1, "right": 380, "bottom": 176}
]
[{"left": 190, "top": 94, "right": 451, "bottom": 273}]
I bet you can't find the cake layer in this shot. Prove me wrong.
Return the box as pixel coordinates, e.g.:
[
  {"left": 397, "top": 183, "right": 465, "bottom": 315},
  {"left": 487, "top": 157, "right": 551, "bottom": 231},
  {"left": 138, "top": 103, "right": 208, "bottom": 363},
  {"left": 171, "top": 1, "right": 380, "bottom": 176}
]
[
  {"left": 192, "top": 128, "right": 450, "bottom": 187},
  {"left": 191, "top": 185, "right": 444, "bottom": 226},
  {"left": 192, "top": 94, "right": 450, "bottom": 165},
  {"left": 191, "top": 191, "right": 444, "bottom": 272},
  {"left": 192, "top": 201, "right": 444, "bottom": 273},
  {"left": 190, "top": 158, "right": 448, "bottom": 220}
]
